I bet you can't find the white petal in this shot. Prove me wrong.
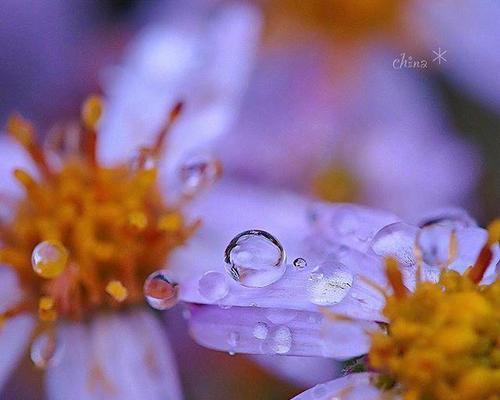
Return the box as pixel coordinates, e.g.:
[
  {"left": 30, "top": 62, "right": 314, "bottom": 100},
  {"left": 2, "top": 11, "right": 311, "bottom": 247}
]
[
  {"left": 188, "top": 305, "right": 377, "bottom": 359},
  {"left": 291, "top": 373, "right": 381, "bottom": 400},
  {"left": 0, "top": 315, "right": 35, "bottom": 392},
  {"left": 98, "top": 2, "right": 261, "bottom": 179},
  {"left": 0, "top": 266, "right": 24, "bottom": 313},
  {"left": 46, "top": 310, "right": 182, "bottom": 400}
]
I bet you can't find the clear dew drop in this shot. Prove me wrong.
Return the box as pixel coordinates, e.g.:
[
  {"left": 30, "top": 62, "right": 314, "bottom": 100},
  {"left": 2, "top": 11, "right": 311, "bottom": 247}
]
[
  {"left": 143, "top": 270, "right": 178, "bottom": 310},
  {"left": 129, "top": 147, "right": 158, "bottom": 172},
  {"left": 31, "top": 240, "right": 69, "bottom": 279},
  {"left": 253, "top": 322, "right": 269, "bottom": 340},
  {"left": 370, "top": 222, "right": 418, "bottom": 266},
  {"left": 224, "top": 230, "right": 287, "bottom": 288},
  {"left": 307, "top": 261, "right": 353, "bottom": 306},
  {"left": 198, "top": 271, "right": 229, "bottom": 302},
  {"left": 30, "top": 332, "right": 62, "bottom": 369},
  {"left": 269, "top": 325, "right": 292, "bottom": 354},
  {"left": 416, "top": 224, "right": 455, "bottom": 266},
  {"left": 179, "top": 153, "right": 221, "bottom": 195},
  {"left": 292, "top": 257, "right": 307, "bottom": 270}
]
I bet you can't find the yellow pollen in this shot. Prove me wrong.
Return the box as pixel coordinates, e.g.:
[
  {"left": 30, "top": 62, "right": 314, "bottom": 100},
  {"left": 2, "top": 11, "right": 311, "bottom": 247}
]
[
  {"left": 38, "top": 296, "right": 57, "bottom": 322},
  {"left": 0, "top": 97, "right": 199, "bottom": 320},
  {"left": 487, "top": 219, "right": 500, "bottom": 245},
  {"left": 105, "top": 280, "right": 128, "bottom": 302},
  {"left": 369, "top": 269, "right": 500, "bottom": 400},
  {"left": 312, "top": 163, "right": 359, "bottom": 203},
  {"left": 81, "top": 95, "right": 103, "bottom": 131}
]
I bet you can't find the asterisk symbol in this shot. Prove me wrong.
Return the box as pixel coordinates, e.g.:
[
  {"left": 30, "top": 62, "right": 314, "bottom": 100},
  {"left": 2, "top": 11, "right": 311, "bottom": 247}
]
[{"left": 432, "top": 47, "right": 447, "bottom": 64}]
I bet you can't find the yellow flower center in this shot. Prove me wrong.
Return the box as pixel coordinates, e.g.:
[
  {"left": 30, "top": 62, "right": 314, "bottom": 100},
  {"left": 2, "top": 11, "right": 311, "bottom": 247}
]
[
  {"left": 369, "top": 229, "right": 500, "bottom": 400},
  {"left": 312, "top": 163, "right": 359, "bottom": 203},
  {"left": 0, "top": 97, "right": 200, "bottom": 321},
  {"left": 263, "top": 0, "right": 406, "bottom": 43}
]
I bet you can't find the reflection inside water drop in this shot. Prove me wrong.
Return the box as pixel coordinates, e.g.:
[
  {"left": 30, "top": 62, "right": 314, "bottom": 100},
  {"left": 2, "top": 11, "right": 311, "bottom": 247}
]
[
  {"left": 30, "top": 332, "right": 63, "bottom": 369},
  {"left": 224, "top": 230, "right": 286, "bottom": 288},
  {"left": 144, "top": 270, "right": 178, "bottom": 310},
  {"left": 307, "top": 261, "right": 353, "bottom": 306}
]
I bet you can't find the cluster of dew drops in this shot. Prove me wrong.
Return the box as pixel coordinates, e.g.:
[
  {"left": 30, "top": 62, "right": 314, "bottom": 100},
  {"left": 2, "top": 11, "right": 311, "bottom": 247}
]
[{"left": 27, "top": 152, "right": 221, "bottom": 369}]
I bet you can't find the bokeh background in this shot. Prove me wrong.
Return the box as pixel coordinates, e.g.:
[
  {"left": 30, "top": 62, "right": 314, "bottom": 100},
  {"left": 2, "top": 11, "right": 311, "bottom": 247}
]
[{"left": 0, "top": 1, "right": 498, "bottom": 399}]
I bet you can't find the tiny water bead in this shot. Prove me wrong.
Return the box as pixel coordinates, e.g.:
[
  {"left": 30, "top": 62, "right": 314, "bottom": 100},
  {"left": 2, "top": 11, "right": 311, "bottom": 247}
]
[
  {"left": 269, "top": 325, "right": 292, "bottom": 354},
  {"left": 253, "top": 322, "right": 269, "bottom": 340},
  {"left": 179, "top": 153, "right": 222, "bottom": 195},
  {"left": 143, "top": 271, "right": 179, "bottom": 310},
  {"left": 198, "top": 271, "right": 229, "bottom": 302},
  {"left": 370, "top": 222, "right": 418, "bottom": 266},
  {"left": 224, "top": 230, "right": 287, "bottom": 288},
  {"left": 227, "top": 331, "right": 240, "bottom": 348},
  {"left": 307, "top": 262, "right": 354, "bottom": 306},
  {"left": 30, "top": 332, "right": 62, "bottom": 369},
  {"left": 415, "top": 223, "right": 455, "bottom": 266},
  {"left": 31, "top": 240, "right": 69, "bottom": 279},
  {"left": 292, "top": 257, "right": 307, "bottom": 270}
]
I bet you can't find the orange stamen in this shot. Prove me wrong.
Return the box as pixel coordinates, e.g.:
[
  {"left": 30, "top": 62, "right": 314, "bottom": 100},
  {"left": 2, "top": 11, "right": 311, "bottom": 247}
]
[
  {"left": 467, "top": 245, "right": 492, "bottom": 284},
  {"left": 81, "top": 95, "right": 103, "bottom": 167},
  {"left": 385, "top": 257, "right": 407, "bottom": 299},
  {"left": 153, "top": 101, "right": 184, "bottom": 155}
]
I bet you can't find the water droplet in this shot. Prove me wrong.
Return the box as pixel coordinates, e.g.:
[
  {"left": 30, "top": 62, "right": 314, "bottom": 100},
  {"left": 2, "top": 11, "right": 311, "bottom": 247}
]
[
  {"left": 224, "top": 230, "right": 287, "bottom": 288},
  {"left": 198, "top": 271, "right": 229, "bottom": 302},
  {"left": 416, "top": 224, "right": 454, "bottom": 266},
  {"left": 269, "top": 326, "right": 292, "bottom": 354},
  {"left": 32, "top": 240, "right": 69, "bottom": 279},
  {"left": 265, "top": 309, "right": 297, "bottom": 324},
  {"left": 218, "top": 303, "right": 232, "bottom": 310},
  {"left": 418, "top": 208, "right": 475, "bottom": 229},
  {"left": 253, "top": 322, "right": 269, "bottom": 340},
  {"left": 370, "top": 222, "right": 418, "bottom": 266},
  {"left": 179, "top": 153, "right": 221, "bottom": 195},
  {"left": 307, "top": 262, "right": 353, "bottom": 305},
  {"left": 227, "top": 331, "right": 239, "bottom": 348},
  {"left": 30, "top": 332, "right": 63, "bottom": 369},
  {"left": 293, "top": 257, "right": 307, "bottom": 270},
  {"left": 143, "top": 270, "right": 178, "bottom": 310},
  {"left": 130, "top": 147, "right": 158, "bottom": 172}
]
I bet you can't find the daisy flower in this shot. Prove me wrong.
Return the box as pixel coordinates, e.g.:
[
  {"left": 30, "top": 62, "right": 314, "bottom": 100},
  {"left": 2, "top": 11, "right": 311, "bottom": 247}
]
[
  {"left": 178, "top": 199, "right": 499, "bottom": 399},
  {"left": 0, "top": 2, "right": 260, "bottom": 399}
]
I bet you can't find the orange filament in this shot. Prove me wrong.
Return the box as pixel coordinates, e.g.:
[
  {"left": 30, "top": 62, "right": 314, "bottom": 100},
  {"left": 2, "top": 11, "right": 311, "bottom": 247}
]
[{"left": 0, "top": 96, "right": 199, "bottom": 322}]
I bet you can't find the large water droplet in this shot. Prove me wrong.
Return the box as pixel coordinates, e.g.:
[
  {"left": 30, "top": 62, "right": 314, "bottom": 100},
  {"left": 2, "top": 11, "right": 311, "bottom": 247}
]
[
  {"left": 198, "top": 271, "right": 229, "bottom": 302},
  {"left": 253, "top": 322, "right": 269, "bottom": 340},
  {"left": 370, "top": 222, "right": 418, "bottom": 266},
  {"left": 307, "top": 262, "right": 353, "bottom": 305},
  {"left": 293, "top": 257, "right": 307, "bottom": 270},
  {"left": 30, "top": 332, "right": 63, "bottom": 369},
  {"left": 179, "top": 153, "right": 221, "bottom": 195},
  {"left": 224, "top": 230, "right": 287, "bottom": 288},
  {"left": 32, "top": 240, "right": 68, "bottom": 279},
  {"left": 416, "top": 224, "right": 455, "bottom": 266},
  {"left": 269, "top": 326, "right": 292, "bottom": 354},
  {"left": 143, "top": 270, "right": 178, "bottom": 310},
  {"left": 418, "top": 208, "right": 475, "bottom": 229}
]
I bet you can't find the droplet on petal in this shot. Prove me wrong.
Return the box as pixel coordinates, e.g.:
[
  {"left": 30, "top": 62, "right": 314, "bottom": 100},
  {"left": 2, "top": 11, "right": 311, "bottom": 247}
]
[
  {"left": 31, "top": 240, "right": 69, "bottom": 279},
  {"left": 418, "top": 208, "right": 476, "bottom": 229},
  {"left": 179, "top": 153, "right": 221, "bottom": 195},
  {"left": 224, "top": 230, "right": 287, "bottom": 288},
  {"left": 198, "top": 271, "right": 229, "bottom": 302},
  {"left": 253, "top": 322, "right": 269, "bottom": 340},
  {"left": 370, "top": 222, "right": 418, "bottom": 266},
  {"left": 269, "top": 325, "right": 292, "bottom": 354},
  {"left": 143, "top": 271, "right": 178, "bottom": 310},
  {"left": 129, "top": 147, "right": 158, "bottom": 173},
  {"left": 30, "top": 332, "right": 63, "bottom": 369},
  {"left": 292, "top": 257, "right": 307, "bottom": 270},
  {"left": 416, "top": 224, "right": 455, "bottom": 266},
  {"left": 307, "top": 261, "right": 353, "bottom": 305}
]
